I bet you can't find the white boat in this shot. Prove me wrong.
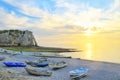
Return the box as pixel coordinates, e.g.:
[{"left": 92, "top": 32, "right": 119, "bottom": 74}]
[{"left": 69, "top": 67, "right": 88, "bottom": 79}]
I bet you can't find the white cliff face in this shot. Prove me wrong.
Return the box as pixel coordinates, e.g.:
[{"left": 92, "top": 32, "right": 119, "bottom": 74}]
[{"left": 0, "top": 30, "right": 37, "bottom": 46}]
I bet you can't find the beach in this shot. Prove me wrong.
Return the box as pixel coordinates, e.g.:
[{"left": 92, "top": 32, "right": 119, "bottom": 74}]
[
  {"left": 0, "top": 0, "right": 120, "bottom": 80},
  {"left": 0, "top": 52, "right": 120, "bottom": 80}
]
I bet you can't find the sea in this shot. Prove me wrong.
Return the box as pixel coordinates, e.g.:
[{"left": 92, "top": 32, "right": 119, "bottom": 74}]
[{"left": 37, "top": 31, "right": 120, "bottom": 64}]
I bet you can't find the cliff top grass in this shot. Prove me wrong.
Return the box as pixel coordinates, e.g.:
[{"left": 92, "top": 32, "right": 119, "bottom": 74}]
[{"left": 0, "top": 46, "right": 78, "bottom": 53}]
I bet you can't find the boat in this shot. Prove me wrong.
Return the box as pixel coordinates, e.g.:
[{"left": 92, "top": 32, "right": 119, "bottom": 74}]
[
  {"left": 38, "top": 57, "right": 48, "bottom": 62},
  {"left": 36, "top": 62, "right": 48, "bottom": 67},
  {"left": 3, "top": 62, "right": 26, "bottom": 67},
  {"left": 25, "top": 58, "right": 47, "bottom": 65},
  {"left": 49, "top": 61, "right": 67, "bottom": 69},
  {"left": 25, "top": 60, "right": 48, "bottom": 67},
  {"left": 25, "top": 60, "right": 37, "bottom": 65},
  {"left": 25, "top": 67, "right": 52, "bottom": 76},
  {"left": 69, "top": 67, "right": 88, "bottom": 79},
  {"left": 25, "top": 60, "right": 38, "bottom": 67},
  {"left": 0, "top": 56, "right": 5, "bottom": 61}
]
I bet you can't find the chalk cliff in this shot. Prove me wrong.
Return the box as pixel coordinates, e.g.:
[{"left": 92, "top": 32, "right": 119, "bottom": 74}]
[{"left": 0, "top": 30, "right": 37, "bottom": 46}]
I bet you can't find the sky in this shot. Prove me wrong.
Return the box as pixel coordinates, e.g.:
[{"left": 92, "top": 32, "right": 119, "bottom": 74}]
[{"left": 0, "top": 0, "right": 120, "bottom": 36}]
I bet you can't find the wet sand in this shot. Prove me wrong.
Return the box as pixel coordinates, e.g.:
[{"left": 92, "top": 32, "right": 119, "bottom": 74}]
[{"left": 0, "top": 52, "right": 120, "bottom": 80}]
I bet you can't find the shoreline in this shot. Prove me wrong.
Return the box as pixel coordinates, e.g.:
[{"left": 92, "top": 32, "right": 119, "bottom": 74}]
[
  {"left": 0, "top": 46, "right": 80, "bottom": 53},
  {"left": 0, "top": 51, "right": 120, "bottom": 80}
]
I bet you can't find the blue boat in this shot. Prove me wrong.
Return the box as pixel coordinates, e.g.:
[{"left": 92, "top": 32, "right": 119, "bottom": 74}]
[
  {"left": 69, "top": 67, "right": 88, "bottom": 79},
  {"left": 36, "top": 62, "right": 48, "bottom": 67},
  {"left": 3, "top": 62, "right": 26, "bottom": 67}
]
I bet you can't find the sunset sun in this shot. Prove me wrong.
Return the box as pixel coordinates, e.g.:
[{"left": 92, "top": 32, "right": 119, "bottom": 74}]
[{"left": 85, "top": 28, "right": 93, "bottom": 36}]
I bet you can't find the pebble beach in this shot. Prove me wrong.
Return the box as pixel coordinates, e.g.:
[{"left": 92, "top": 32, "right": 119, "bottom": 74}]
[{"left": 0, "top": 51, "right": 120, "bottom": 80}]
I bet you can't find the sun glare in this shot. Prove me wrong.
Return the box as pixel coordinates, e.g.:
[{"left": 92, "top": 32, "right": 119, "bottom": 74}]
[
  {"left": 75, "top": 21, "right": 102, "bottom": 28},
  {"left": 85, "top": 29, "right": 92, "bottom": 36},
  {"left": 86, "top": 43, "right": 92, "bottom": 59},
  {"left": 74, "top": 21, "right": 102, "bottom": 36}
]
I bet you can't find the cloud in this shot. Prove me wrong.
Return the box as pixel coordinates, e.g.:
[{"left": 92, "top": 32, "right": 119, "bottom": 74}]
[
  {"left": 109, "top": 0, "right": 120, "bottom": 12},
  {"left": 0, "top": 0, "right": 120, "bottom": 36},
  {"left": 0, "top": 8, "right": 30, "bottom": 29}
]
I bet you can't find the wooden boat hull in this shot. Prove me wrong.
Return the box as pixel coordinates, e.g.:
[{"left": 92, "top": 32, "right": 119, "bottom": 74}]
[
  {"left": 49, "top": 61, "right": 67, "bottom": 69},
  {"left": 25, "top": 61, "right": 37, "bottom": 65},
  {"left": 25, "top": 58, "right": 47, "bottom": 65},
  {"left": 25, "top": 67, "right": 52, "bottom": 76},
  {"left": 25, "top": 61, "right": 48, "bottom": 67}
]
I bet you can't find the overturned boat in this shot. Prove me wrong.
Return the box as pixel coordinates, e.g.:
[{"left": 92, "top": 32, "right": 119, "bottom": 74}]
[
  {"left": 3, "top": 62, "right": 26, "bottom": 67},
  {"left": 25, "top": 67, "right": 52, "bottom": 76},
  {"left": 49, "top": 61, "right": 67, "bottom": 69}
]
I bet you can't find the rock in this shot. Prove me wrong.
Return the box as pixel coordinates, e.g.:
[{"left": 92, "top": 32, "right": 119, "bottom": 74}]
[
  {"left": 0, "top": 68, "right": 28, "bottom": 80},
  {"left": 0, "top": 30, "right": 37, "bottom": 46}
]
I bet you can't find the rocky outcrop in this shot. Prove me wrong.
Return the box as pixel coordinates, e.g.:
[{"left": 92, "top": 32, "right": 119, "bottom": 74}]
[
  {"left": 0, "top": 30, "right": 37, "bottom": 46},
  {"left": 0, "top": 68, "right": 28, "bottom": 80}
]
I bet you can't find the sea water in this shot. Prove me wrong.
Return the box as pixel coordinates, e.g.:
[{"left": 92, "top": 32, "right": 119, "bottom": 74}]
[{"left": 38, "top": 31, "right": 120, "bottom": 64}]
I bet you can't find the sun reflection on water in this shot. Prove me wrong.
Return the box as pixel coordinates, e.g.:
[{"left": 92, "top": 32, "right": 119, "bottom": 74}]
[{"left": 86, "top": 43, "right": 92, "bottom": 59}]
